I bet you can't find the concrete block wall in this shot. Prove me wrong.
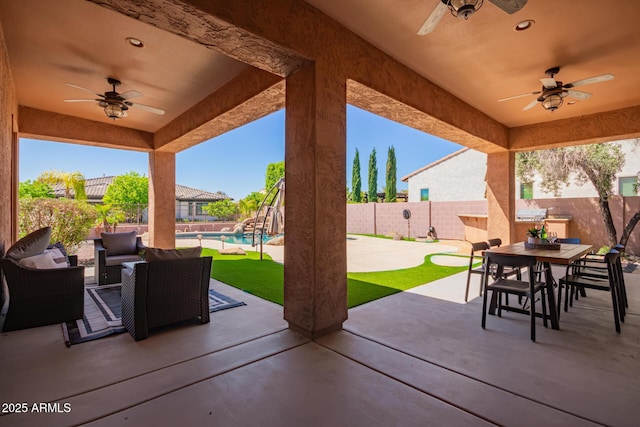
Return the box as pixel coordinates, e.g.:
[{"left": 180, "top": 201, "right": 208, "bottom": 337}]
[
  {"left": 347, "top": 197, "right": 640, "bottom": 254},
  {"left": 431, "top": 200, "right": 487, "bottom": 240},
  {"left": 346, "top": 203, "right": 376, "bottom": 234}
]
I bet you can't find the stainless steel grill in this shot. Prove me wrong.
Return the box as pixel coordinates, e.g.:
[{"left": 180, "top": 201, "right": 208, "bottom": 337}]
[{"left": 515, "top": 208, "right": 547, "bottom": 222}]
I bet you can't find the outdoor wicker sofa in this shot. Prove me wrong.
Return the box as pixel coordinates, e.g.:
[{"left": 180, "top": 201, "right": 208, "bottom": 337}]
[{"left": 121, "top": 254, "right": 212, "bottom": 340}]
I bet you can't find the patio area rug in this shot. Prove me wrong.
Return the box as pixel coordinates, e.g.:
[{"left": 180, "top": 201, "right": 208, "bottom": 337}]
[{"left": 62, "top": 284, "right": 246, "bottom": 346}]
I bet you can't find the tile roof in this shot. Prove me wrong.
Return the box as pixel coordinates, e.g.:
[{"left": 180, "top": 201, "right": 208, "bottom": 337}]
[{"left": 52, "top": 176, "right": 230, "bottom": 202}]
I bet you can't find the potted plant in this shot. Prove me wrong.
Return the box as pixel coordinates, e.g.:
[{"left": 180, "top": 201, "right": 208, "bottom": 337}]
[{"left": 526, "top": 228, "right": 541, "bottom": 244}]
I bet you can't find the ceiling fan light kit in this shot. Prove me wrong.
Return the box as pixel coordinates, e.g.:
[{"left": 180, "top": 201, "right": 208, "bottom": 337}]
[
  {"left": 64, "top": 77, "right": 165, "bottom": 121},
  {"left": 541, "top": 94, "right": 564, "bottom": 111},
  {"left": 498, "top": 66, "right": 614, "bottom": 112},
  {"left": 104, "top": 103, "right": 126, "bottom": 120}
]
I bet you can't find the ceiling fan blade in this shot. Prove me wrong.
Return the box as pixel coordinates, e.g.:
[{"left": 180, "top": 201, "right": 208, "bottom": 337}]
[
  {"left": 522, "top": 99, "right": 539, "bottom": 111},
  {"left": 540, "top": 78, "right": 557, "bottom": 89},
  {"left": 498, "top": 91, "right": 541, "bottom": 102},
  {"left": 64, "top": 98, "right": 99, "bottom": 102},
  {"left": 417, "top": 1, "right": 448, "bottom": 36},
  {"left": 564, "top": 74, "right": 614, "bottom": 88},
  {"left": 488, "top": 0, "right": 528, "bottom": 14},
  {"left": 120, "top": 90, "right": 143, "bottom": 100},
  {"left": 566, "top": 90, "right": 592, "bottom": 100},
  {"left": 129, "top": 103, "right": 165, "bottom": 115},
  {"left": 66, "top": 83, "right": 102, "bottom": 96}
]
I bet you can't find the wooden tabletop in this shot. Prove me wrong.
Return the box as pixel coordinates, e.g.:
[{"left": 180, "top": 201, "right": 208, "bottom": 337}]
[{"left": 487, "top": 242, "right": 593, "bottom": 265}]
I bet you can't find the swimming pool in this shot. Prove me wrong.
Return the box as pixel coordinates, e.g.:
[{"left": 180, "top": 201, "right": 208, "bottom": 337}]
[{"left": 175, "top": 232, "right": 276, "bottom": 245}]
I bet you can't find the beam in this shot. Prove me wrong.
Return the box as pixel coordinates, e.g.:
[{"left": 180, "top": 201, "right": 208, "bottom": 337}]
[
  {"left": 87, "top": 0, "right": 311, "bottom": 77},
  {"left": 510, "top": 105, "right": 640, "bottom": 151},
  {"left": 92, "top": 0, "right": 509, "bottom": 153},
  {"left": 347, "top": 81, "right": 509, "bottom": 153},
  {"left": 18, "top": 107, "right": 153, "bottom": 151},
  {"left": 154, "top": 68, "right": 285, "bottom": 152}
]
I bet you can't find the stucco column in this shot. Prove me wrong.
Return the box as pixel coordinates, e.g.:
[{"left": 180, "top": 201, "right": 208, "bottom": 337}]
[
  {"left": 284, "top": 62, "right": 347, "bottom": 338},
  {"left": 148, "top": 151, "right": 176, "bottom": 249},
  {"left": 486, "top": 151, "right": 516, "bottom": 244}
]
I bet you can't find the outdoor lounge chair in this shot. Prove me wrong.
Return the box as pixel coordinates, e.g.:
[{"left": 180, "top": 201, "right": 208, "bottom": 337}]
[
  {"left": 94, "top": 231, "right": 145, "bottom": 285},
  {"left": 120, "top": 253, "right": 212, "bottom": 340},
  {"left": 0, "top": 255, "right": 84, "bottom": 332}
]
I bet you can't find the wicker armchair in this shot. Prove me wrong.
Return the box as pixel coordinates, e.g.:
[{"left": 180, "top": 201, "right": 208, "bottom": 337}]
[
  {"left": 121, "top": 256, "right": 213, "bottom": 340},
  {"left": 94, "top": 234, "right": 145, "bottom": 285},
  {"left": 0, "top": 255, "right": 84, "bottom": 332}
]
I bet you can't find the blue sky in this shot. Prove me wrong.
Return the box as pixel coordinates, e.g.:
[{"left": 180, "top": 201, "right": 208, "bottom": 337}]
[{"left": 19, "top": 105, "right": 462, "bottom": 200}]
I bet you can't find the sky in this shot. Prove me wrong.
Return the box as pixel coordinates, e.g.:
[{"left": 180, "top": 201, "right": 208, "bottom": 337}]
[{"left": 19, "top": 105, "right": 463, "bottom": 200}]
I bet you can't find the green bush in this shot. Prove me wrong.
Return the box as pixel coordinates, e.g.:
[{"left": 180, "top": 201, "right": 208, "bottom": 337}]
[{"left": 19, "top": 198, "right": 97, "bottom": 253}]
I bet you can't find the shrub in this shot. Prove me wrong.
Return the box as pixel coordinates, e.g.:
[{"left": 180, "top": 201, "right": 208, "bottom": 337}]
[{"left": 19, "top": 198, "right": 97, "bottom": 253}]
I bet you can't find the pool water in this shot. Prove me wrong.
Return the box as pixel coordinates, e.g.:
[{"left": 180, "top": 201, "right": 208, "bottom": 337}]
[{"left": 175, "top": 232, "right": 275, "bottom": 245}]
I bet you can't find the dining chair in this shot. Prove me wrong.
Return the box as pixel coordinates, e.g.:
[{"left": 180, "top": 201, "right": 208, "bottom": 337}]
[
  {"left": 487, "top": 238, "right": 522, "bottom": 304},
  {"left": 558, "top": 250, "right": 623, "bottom": 333},
  {"left": 481, "top": 253, "right": 548, "bottom": 341},
  {"left": 465, "top": 241, "right": 490, "bottom": 302}
]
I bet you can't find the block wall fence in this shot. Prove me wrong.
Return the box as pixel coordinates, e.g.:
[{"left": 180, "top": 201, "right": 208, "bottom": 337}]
[{"left": 347, "top": 196, "right": 640, "bottom": 255}]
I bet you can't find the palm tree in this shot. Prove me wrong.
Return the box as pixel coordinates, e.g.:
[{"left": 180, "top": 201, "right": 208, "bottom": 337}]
[
  {"left": 238, "top": 198, "right": 258, "bottom": 217},
  {"left": 37, "top": 170, "right": 87, "bottom": 200}
]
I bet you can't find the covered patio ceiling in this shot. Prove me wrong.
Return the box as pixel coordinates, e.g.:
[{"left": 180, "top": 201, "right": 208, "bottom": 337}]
[{"left": 1, "top": 0, "right": 639, "bottom": 153}]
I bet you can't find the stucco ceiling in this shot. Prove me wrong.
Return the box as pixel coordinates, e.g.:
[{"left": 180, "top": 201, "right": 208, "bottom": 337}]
[
  {"left": 306, "top": 0, "right": 640, "bottom": 128},
  {"left": 0, "top": 0, "right": 248, "bottom": 133},
  {"left": 1, "top": 0, "right": 639, "bottom": 137}
]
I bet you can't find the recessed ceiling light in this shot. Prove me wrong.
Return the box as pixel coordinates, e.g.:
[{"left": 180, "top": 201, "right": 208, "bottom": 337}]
[
  {"left": 126, "top": 37, "right": 144, "bottom": 48},
  {"left": 514, "top": 20, "right": 534, "bottom": 31},
  {"left": 567, "top": 101, "right": 577, "bottom": 105}
]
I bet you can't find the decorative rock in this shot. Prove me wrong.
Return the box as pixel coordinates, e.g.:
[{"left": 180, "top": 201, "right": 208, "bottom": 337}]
[
  {"left": 266, "top": 235, "right": 284, "bottom": 246},
  {"left": 233, "top": 225, "right": 244, "bottom": 234},
  {"left": 392, "top": 232, "right": 404, "bottom": 241},
  {"left": 218, "top": 247, "right": 246, "bottom": 255},
  {"left": 220, "top": 227, "right": 231, "bottom": 232}
]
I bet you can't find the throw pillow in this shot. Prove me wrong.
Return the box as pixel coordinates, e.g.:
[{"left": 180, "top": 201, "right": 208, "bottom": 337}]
[
  {"left": 19, "top": 251, "right": 65, "bottom": 269},
  {"left": 145, "top": 246, "right": 202, "bottom": 262},
  {"left": 6, "top": 227, "right": 52, "bottom": 261},
  {"left": 101, "top": 231, "right": 137, "bottom": 256},
  {"left": 45, "top": 246, "right": 70, "bottom": 268}
]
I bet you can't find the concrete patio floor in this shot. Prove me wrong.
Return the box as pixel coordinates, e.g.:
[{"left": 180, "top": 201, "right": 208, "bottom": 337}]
[{"left": 1, "top": 240, "right": 639, "bottom": 426}]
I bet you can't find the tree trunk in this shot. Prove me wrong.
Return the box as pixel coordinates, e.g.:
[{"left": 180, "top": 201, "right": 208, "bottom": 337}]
[
  {"left": 620, "top": 211, "right": 640, "bottom": 247},
  {"left": 598, "top": 198, "right": 618, "bottom": 246}
]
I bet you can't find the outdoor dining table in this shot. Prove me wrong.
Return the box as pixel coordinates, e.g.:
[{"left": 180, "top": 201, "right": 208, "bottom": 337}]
[{"left": 485, "top": 242, "right": 593, "bottom": 330}]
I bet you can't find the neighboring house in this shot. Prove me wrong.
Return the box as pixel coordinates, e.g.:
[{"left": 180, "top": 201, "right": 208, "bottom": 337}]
[
  {"left": 402, "top": 140, "right": 639, "bottom": 202},
  {"left": 402, "top": 148, "right": 487, "bottom": 202},
  {"left": 53, "top": 176, "right": 230, "bottom": 221}
]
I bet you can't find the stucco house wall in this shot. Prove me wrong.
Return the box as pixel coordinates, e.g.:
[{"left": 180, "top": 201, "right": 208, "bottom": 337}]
[
  {"left": 404, "top": 140, "right": 639, "bottom": 202},
  {"left": 405, "top": 148, "right": 487, "bottom": 202}
]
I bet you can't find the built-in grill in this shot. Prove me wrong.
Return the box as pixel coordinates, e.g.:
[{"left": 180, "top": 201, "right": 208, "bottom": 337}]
[{"left": 515, "top": 208, "right": 547, "bottom": 222}]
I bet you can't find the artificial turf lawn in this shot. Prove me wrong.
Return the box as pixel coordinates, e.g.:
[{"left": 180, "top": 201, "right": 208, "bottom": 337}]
[{"left": 202, "top": 248, "right": 470, "bottom": 308}]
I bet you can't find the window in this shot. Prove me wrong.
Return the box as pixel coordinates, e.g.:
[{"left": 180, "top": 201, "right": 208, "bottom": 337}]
[
  {"left": 420, "top": 188, "right": 429, "bottom": 201},
  {"left": 188, "top": 202, "right": 193, "bottom": 216},
  {"left": 520, "top": 182, "right": 533, "bottom": 200},
  {"left": 619, "top": 176, "right": 638, "bottom": 196},
  {"left": 196, "top": 203, "right": 205, "bottom": 216}
]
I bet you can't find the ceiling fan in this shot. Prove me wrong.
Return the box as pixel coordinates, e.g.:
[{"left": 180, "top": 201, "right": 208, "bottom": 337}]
[
  {"left": 418, "top": 0, "right": 528, "bottom": 35},
  {"left": 498, "top": 67, "right": 615, "bottom": 112},
  {"left": 64, "top": 77, "right": 165, "bottom": 120}
]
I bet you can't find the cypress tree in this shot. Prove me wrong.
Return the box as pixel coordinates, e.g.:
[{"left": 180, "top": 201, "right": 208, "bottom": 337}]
[
  {"left": 368, "top": 148, "right": 377, "bottom": 203},
  {"left": 386, "top": 146, "right": 397, "bottom": 202},
  {"left": 352, "top": 148, "right": 362, "bottom": 202}
]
